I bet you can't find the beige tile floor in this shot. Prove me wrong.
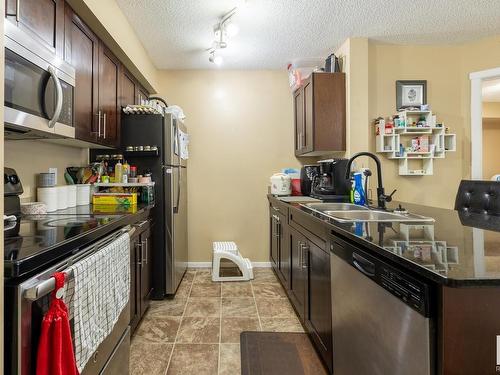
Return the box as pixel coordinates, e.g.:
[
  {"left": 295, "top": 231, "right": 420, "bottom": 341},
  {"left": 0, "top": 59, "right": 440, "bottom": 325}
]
[{"left": 130, "top": 268, "right": 304, "bottom": 375}]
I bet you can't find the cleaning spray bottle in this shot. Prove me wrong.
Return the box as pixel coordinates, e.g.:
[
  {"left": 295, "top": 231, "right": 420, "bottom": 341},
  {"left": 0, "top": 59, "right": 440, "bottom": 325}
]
[{"left": 352, "top": 172, "right": 366, "bottom": 206}]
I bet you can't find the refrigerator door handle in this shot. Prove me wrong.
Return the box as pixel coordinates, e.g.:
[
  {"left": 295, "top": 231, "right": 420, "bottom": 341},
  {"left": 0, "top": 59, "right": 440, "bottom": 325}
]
[{"left": 174, "top": 166, "right": 181, "bottom": 214}]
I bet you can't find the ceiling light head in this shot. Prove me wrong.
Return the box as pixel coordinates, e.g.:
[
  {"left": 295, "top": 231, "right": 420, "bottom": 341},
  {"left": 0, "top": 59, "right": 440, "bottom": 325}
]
[{"left": 209, "top": 51, "right": 223, "bottom": 66}]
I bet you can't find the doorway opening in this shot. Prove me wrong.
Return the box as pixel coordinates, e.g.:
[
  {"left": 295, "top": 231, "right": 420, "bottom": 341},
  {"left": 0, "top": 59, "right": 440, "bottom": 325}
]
[
  {"left": 481, "top": 78, "right": 500, "bottom": 180},
  {"left": 470, "top": 68, "right": 500, "bottom": 179}
]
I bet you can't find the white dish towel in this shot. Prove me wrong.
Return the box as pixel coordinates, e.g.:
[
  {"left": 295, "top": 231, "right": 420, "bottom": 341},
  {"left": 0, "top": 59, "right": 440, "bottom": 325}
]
[{"left": 65, "top": 233, "right": 130, "bottom": 372}]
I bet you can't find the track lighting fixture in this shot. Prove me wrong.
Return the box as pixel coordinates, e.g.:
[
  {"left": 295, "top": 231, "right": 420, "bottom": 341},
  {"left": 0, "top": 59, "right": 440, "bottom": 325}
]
[{"left": 207, "top": 2, "right": 246, "bottom": 65}]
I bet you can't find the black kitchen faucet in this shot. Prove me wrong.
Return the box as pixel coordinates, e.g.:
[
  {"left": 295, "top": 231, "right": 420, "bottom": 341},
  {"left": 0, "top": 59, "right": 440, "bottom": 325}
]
[{"left": 345, "top": 152, "right": 396, "bottom": 210}]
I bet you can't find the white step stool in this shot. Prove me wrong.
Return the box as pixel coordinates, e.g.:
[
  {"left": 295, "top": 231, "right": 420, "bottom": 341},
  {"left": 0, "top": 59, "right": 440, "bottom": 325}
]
[{"left": 212, "top": 241, "right": 254, "bottom": 282}]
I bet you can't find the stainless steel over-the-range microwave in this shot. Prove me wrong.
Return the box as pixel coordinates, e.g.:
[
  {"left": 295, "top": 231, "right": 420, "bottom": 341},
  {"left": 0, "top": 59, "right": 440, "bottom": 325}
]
[{"left": 4, "top": 21, "right": 75, "bottom": 140}]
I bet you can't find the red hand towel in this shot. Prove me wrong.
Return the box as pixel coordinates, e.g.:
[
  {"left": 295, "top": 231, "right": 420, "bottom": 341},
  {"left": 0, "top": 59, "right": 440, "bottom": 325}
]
[{"left": 36, "top": 272, "right": 79, "bottom": 375}]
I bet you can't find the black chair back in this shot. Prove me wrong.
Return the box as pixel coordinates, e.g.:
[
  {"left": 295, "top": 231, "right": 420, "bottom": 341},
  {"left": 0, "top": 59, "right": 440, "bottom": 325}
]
[{"left": 454, "top": 180, "right": 500, "bottom": 216}]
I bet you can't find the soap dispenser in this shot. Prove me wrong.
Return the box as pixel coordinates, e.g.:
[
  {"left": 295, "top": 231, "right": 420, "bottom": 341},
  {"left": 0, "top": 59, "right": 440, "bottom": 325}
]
[{"left": 352, "top": 172, "right": 366, "bottom": 206}]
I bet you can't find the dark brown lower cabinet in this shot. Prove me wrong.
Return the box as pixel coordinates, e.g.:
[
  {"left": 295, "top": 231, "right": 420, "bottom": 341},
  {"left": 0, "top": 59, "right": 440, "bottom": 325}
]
[
  {"left": 269, "top": 202, "right": 290, "bottom": 289},
  {"left": 305, "top": 241, "right": 333, "bottom": 373},
  {"left": 268, "top": 197, "right": 332, "bottom": 373},
  {"left": 270, "top": 210, "right": 279, "bottom": 269},
  {"left": 130, "top": 219, "right": 153, "bottom": 334},
  {"left": 139, "top": 225, "right": 153, "bottom": 316},
  {"left": 277, "top": 216, "right": 290, "bottom": 289},
  {"left": 129, "top": 228, "right": 141, "bottom": 331},
  {"left": 288, "top": 226, "right": 308, "bottom": 321}
]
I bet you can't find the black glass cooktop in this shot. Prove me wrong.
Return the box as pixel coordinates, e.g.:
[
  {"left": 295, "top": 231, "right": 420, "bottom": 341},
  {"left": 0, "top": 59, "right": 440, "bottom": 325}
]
[{"left": 4, "top": 213, "right": 121, "bottom": 278}]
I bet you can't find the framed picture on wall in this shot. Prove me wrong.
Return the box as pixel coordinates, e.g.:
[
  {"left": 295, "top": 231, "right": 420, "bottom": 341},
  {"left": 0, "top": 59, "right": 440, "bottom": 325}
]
[{"left": 396, "top": 80, "right": 427, "bottom": 110}]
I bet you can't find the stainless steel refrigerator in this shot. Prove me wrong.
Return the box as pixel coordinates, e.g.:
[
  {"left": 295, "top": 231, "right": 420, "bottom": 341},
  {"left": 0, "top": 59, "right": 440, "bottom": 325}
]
[{"left": 121, "top": 113, "right": 188, "bottom": 297}]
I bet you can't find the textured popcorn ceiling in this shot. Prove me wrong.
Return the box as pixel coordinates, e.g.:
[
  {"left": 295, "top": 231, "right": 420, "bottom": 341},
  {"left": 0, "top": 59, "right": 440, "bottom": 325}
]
[{"left": 116, "top": 0, "right": 500, "bottom": 69}]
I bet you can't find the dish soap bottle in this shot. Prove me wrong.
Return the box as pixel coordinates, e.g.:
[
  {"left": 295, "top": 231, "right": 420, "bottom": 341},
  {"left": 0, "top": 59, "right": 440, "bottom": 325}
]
[
  {"left": 352, "top": 172, "right": 366, "bottom": 206},
  {"left": 115, "top": 160, "right": 123, "bottom": 184},
  {"left": 122, "top": 161, "right": 130, "bottom": 183}
]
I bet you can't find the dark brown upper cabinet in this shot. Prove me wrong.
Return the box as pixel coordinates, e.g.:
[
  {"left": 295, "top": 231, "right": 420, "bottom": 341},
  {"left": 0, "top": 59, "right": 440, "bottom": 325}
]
[
  {"left": 294, "top": 72, "right": 346, "bottom": 156},
  {"left": 64, "top": 7, "right": 120, "bottom": 148},
  {"left": 5, "top": 0, "right": 65, "bottom": 57},
  {"left": 120, "top": 68, "right": 150, "bottom": 107},
  {"left": 98, "top": 43, "right": 121, "bottom": 148},
  {"left": 121, "top": 68, "right": 137, "bottom": 107},
  {"left": 64, "top": 7, "right": 99, "bottom": 144}
]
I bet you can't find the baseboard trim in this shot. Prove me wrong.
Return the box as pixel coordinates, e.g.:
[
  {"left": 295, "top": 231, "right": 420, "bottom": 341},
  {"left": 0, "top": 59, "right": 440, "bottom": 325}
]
[
  {"left": 252, "top": 262, "right": 272, "bottom": 268},
  {"left": 187, "top": 261, "right": 272, "bottom": 268}
]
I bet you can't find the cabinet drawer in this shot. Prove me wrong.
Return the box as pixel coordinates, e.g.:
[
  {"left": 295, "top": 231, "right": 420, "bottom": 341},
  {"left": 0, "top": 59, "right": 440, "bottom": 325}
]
[
  {"left": 268, "top": 197, "right": 289, "bottom": 220},
  {"left": 289, "top": 209, "right": 327, "bottom": 250}
]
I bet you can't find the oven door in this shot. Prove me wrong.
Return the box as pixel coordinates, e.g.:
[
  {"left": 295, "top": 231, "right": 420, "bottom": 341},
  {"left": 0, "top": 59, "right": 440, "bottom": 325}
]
[
  {"left": 4, "top": 22, "right": 75, "bottom": 140},
  {"left": 5, "top": 227, "right": 133, "bottom": 375}
]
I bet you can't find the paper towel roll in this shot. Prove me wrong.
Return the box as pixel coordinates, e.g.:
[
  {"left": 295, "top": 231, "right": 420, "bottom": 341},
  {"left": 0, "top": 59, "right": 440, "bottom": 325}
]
[
  {"left": 67, "top": 185, "right": 77, "bottom": 207},
  {"left": 76, "top": 184, "right": 91, "bottom": 206},
  {"left": 57, "top": 186, "right": 68, "bottom": 210},
  {"left": 37, "top": 187, "right": 58, "bottom": 212}
]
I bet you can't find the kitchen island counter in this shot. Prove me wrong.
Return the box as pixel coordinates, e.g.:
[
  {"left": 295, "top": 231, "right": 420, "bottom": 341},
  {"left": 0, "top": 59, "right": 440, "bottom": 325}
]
[
  {"left": 280, "top": 196, "right": 500, "bottom": 287},
  {"left": 269, "top": 195, "right": 500, "bottom": 375}
]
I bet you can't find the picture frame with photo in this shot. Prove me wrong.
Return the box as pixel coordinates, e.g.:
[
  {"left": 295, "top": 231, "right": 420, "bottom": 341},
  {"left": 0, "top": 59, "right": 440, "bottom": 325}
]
[{"left": 396, "top": 80, "right": 427, "bottom": 110}]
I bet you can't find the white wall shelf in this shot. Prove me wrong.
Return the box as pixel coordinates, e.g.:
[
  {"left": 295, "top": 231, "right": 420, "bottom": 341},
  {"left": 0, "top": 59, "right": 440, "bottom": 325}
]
[{"left": 375, "top": 109, "right": 456, "bottom": 176}]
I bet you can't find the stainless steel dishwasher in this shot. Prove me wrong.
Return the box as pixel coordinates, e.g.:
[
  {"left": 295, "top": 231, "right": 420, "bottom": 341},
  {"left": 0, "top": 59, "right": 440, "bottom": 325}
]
[{"left": 330, "top": 235, "right": 433, "bottom": 375}]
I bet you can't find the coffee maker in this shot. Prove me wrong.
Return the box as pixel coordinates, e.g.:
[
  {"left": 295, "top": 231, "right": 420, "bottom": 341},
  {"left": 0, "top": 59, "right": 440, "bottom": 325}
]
[{"left": 310, "top": 159, "right": 351, "bottom": 201}]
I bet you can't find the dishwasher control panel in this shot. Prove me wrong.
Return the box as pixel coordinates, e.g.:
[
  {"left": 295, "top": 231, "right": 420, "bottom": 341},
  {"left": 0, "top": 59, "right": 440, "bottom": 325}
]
[{"left": 380, "top": 267, "right": 428, "bottom": 316}]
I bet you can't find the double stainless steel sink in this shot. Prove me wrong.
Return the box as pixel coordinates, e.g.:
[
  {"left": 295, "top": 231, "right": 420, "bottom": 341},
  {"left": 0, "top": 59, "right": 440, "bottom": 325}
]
[{"left": 301, "top": 202, "right": 434, "bottom": 223}]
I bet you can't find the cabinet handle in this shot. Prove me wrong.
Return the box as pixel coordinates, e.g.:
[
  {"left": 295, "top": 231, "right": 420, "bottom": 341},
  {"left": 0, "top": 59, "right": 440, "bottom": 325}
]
[
  {"left": 136, "top": 242, "right": 143, "bottom": 266},
  {"left": 97, "top": 111, "right": 102, "bottom": 138},
  {"left": 134, "top": 220, "right": 148, "bottom": 228},
  {"left": 16, "top": 0, "right": 20, "bottom": 22},
  {"left": 300, "top": 243, "right": 308, "bottom": 269},
  {"left": 142, "top": 239, "right": 148, "bottom": 264},
  {"left": 103, "top": 112, "right": 107, "bottom": 139},
  {"left": 298, "top": 241, "right": 303, "bottom": 267},
  {"left": 272, "top": 215, "right": 280, "bottom": 237}
]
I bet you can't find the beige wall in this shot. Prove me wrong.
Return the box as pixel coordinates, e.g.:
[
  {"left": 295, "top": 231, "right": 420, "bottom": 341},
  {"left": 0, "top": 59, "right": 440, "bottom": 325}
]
[
  {"left": 367, "top": 37, "right": 500, "bottom": 208},
  {"left": 368, "top": 43, "right": 464, "bottom": 208},
  {"left": 4, "top": 141, "right": 88, "bottom": 201},
  {"left": 157, "top": 70, "right": 300, "bottom": 262},
  {"left": 483, "top": 102, "right": 500, "bottom": 117}
]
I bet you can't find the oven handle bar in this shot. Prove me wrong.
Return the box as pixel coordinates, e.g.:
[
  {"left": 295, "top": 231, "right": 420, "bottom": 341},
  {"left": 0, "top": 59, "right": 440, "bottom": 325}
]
[{"left": 24, "top": 226, "right": 136, "bottom": 301}]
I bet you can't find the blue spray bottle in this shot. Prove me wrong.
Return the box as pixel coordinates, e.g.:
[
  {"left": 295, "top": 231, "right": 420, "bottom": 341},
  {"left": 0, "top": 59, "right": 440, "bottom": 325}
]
[{"left": 352, "top": 172, "right": 366, "bottom": 206}]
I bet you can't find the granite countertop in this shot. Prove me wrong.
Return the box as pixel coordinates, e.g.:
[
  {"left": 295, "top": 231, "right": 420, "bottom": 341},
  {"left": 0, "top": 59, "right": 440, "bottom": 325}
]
[{"left": 279, "top": 197, "right": 500, "bottom": 286}]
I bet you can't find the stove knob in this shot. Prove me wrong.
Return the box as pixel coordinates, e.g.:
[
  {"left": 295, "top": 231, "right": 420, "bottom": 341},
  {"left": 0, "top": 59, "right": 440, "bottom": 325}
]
[{"left": 9, "top": 174, "right": 19, "bottom": 185}]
